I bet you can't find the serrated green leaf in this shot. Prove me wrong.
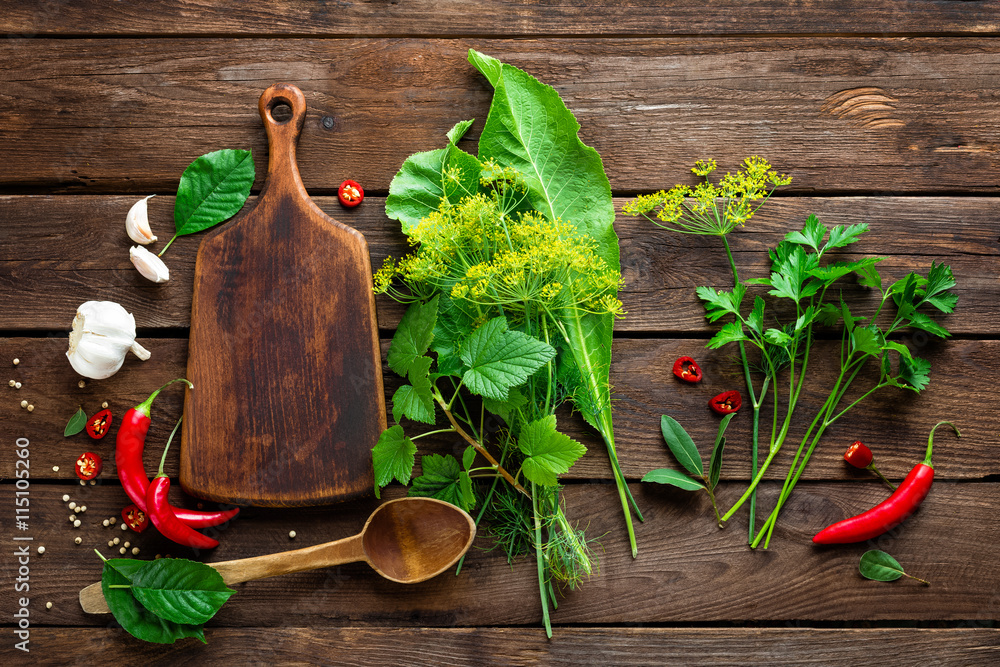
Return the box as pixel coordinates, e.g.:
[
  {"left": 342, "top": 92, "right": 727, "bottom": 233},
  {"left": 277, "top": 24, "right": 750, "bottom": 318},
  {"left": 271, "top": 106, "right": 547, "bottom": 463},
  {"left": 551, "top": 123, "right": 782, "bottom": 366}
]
[
  {"left": 855, "top": 261, "right": 883, "bottom": 291},
  {"left": 64, "top": 407, "right": 87, "bottom": 437},
  {"left": 816, "top": 302, "right": 841, "bottom": 326},
  {"left": 696, "top": 284, "right": 746, "bottom": 323},
  {"left": 388, "top": 297, "right": 439, "bottom": 377},
  {"left": 763, "top": 328, "right": 792, "bottom": 346},
  {"left": 743, "top": 277, "right": 773, "bottom": 287},
  {"left": 896, "top": 355, "right": 931, "bottom": 392},
  {"left": 925, "top": 291, "right": 958, "bottom": 314},
  {"left": 794, "top": 305, "right": 817, "bottom": 332},
  {"left": 459, "top": 471, "right": 476, "bottom": 510},
  {"left": 767, "top": 271, "right": 801, "bottom": 303},
  {"left": 709, "top": 412, "right": 736, "bottom": 491},
  {"left": 462, "top": 445, "right": 476, "bottom": 471},
  {"left": 824, "top": 222, "right": 868, "bottom": 251},
  {"left": 641, "top": 468, "right": 705, "bottom": 491},
  {"left": 409, "top": 454, "right": 474, "bottom": 510},
  {"left": 906, "top": 311, "right": 951, "bottom": 339},
  {"left": 851, "top": 325, "right": 884, "bottom": 357},
  {"left": 918, "top": 262, "right": 957, "bottom": 313},
  {"left": 102, "top": 559, "right": 206, "bottom": 645},
  {"left": 660, "top": 415, "right": 704, "bottom": 478},
  {"left": 385, "top": 124, "right": 482, "bottom": 234},
  {"left": 784, "top": 214, "right": 826, "bottom": 252},
  {"left": 129, "top": 558, "right": 235, "bottom": 626},
  {"left": 460, "top": 317, "right": 556, "bottom": 401},
  {"left": 881, "top": 340, "right": 912, "bottom": 361},
  {"left": 859, "top": 549, "right": 905, "bottom": 582},
  {"left": 482, "top": 386, "right": 528, "bottom": 423},
  {"left": 372, "top": 425, "right": 417, "bottom": 492},
  {"left": 468, "top": 48, "right": 503, "bottom": 87},
  {"left": 174, "top": 149, "right": 254, "bottom": 236},
  {"left": 745, "top": 296, "right": 765, "bottom": 336},
  {"left": 518, "top": 414, "right": 586, "bottom": 486},
  {"left": 430, "top": 295, "right": 473, "bottom": 377},
  {"left": 391, "top": 356, "right": 435, "bottom": 424},
  {"left": 706, "top": 321, "right": 747, "bottom": 349},
  {"left": 809, "top": 257, "right": 882, "bottom": 284}
]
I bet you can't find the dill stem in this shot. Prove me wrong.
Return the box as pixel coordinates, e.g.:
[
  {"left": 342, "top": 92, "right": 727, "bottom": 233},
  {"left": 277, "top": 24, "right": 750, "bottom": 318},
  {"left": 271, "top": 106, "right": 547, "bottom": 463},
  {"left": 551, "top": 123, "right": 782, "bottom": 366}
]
[{"left": 532, "top": 482, "right": 553, "bottom": 638}]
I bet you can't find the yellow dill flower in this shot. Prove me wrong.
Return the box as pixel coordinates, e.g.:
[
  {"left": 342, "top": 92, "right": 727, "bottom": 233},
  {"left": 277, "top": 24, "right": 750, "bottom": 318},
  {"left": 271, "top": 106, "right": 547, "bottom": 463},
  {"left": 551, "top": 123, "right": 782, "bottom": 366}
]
[
  {"left": 372, "top": 256, "right": 396, "bottom": 295},
  {"left": 692, "top": 159, "right": 717, "bottom": 177}
]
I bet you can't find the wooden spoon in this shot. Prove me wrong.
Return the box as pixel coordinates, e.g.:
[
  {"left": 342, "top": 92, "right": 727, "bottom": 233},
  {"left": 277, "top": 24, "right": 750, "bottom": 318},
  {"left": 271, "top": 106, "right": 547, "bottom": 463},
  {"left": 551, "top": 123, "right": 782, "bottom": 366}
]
[{"left": 79, "top": 497, "right": 475, "bottom": 614}]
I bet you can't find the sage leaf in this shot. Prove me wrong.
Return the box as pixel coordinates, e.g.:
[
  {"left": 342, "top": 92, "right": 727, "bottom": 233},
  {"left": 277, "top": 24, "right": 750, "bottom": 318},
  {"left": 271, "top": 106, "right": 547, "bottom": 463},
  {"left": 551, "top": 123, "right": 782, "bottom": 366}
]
[
  {"left": 101, "top": 558, "right": 206, "bottom": 645},
  {"left": 641, "top": 468, "right": 705, "bottom": 491},
  {"left": 173, "top": 149, "right": 254, "bottom": 236},
  {"left": 64, "top": 407, "right": 87, "bottom": 437},
  {"left": 859, "top": 549, "right": 929, "bottom": 584},
  {"left": 709, "top": 412, "right": 736, "bottom": 491},
  {"left": 660, "top": 415, "right": 704, "bottom": 477},
  {"left": 129, "top": 559, "right": 235, "bottom": 626},
  {"left": 460, "top": 317, "right": 556, "bottom": 401}
]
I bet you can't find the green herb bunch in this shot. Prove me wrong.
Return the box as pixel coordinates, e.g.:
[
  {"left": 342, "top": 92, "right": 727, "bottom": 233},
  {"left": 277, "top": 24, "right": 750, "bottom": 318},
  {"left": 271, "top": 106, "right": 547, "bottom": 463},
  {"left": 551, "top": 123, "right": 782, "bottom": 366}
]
[{"left": 372, "top": 49, "right": 634, "bottom": 636}]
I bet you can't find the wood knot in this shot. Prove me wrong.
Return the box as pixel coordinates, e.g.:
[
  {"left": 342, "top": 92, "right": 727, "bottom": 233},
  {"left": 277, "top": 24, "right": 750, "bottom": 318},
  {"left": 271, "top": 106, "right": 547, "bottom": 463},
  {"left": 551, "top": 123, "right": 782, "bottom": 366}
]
[{"left": 821, "top": 87, "right": 904, "bottom": 129}]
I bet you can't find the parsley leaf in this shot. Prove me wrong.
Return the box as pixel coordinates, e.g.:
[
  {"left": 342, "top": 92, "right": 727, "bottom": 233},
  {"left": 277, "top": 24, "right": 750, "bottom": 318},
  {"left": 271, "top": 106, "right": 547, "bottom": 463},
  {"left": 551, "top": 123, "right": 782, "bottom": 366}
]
[
  {"left": 895, "top": 355, "right": 932, "bottom": 392},
  {"left": 696, "top": 284, "right": 746, "bottom": 323},
  {"left": 460, "top": 317, "right": 556, "bottom": 401},
  {"left": 518, "top": 415, "right": 586, "bottom": 486},
  {"left": 706, "top": 321, "right": 747, "bottom": 349},
  {"left": 824, "top": 222, "right": 868, "bottom": 251},
  {"left": 784, "top": 214, "right": 826, "bottom": 252},
  {"left": 372, "top": 425, "right": 418, "bottom": 494}
]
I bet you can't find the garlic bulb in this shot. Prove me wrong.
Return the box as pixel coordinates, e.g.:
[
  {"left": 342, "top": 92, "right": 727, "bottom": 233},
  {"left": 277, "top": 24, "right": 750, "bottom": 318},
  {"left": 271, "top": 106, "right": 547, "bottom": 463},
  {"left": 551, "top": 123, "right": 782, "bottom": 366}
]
[
  {"left": 125, "top": 195, "right": 157, "bottom": 245},
  {"left": 66, "top": 301, "right": 151, "bottom": 379},
  {"left": 130, "top": 245, "right": 170, "bottom": 283}
]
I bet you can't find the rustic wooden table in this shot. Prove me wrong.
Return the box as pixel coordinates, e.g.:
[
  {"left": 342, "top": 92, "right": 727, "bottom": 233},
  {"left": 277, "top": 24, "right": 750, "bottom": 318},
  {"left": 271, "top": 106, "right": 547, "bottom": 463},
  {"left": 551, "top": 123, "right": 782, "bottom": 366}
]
[{"left": 2, "top": 2, "right": 999, "bottom": 664}]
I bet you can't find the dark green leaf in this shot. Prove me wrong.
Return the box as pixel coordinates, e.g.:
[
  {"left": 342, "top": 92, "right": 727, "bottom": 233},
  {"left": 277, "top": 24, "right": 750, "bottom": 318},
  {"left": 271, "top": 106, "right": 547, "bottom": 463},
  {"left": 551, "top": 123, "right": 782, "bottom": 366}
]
[
  {"left": 881, "top": 340, "right": 912, "bottom": 361},
  {"left": 372, "top": 425, "right": 418, "bottom": 492},
  {"left": 784, "top": 214, "right": 826, "bottom": 252},
  {"left": 851, "top": 325, "right": 884, "bottom": 357},
  {"left": 391, "top": 356, "right": 436, "bottom": 424},
  {"left": 410, "top": 454, "right": 474, "bottom": 510},
  {"left": 696, "top": 284, "right": 746, "bottom": 323},
  {"left": 460, "top": 317, "right": 556, "bottom": 401},
  {"left": 388, "top": 297, "right": 439, "bottom": 377},
  {"left": 482, "top": 386, "right": 528, "bottom": 423},
  {"left": 745, "top": 296, "right": 765, "bottom": 336},
  {"left": 859, "top": 549, "right": 905, "bottom": 582},
  {"left": 462, "top": 445, "right": 476, "bottom": 471},
  {"left": 641, "top": 468, "right": 705, "bottom": 491},
  {"left": 919, "top": 261, "right": 956, "bottom": 302},
  {"left": 64, "top": 407, "right": 87, "bottom": 437},
  {"left": 173, "top": 149, "right": 254, "bottom": 236},
  {"left": 459, "top": 471, "right": 476, "bottom": 510},
  {"left": 706, "top": 321, "right": 747, "bottom": 349},
  {"left": 518, "top": 414, "right": 586, "bottom": 486},
  {"left": 906, "top": 312, "right": 952, "bottom": 339},
  {"left": 816, "top": 302, "right": 841, "bottom": 326},
  {"left": 130, "top": 559, "right": 235, "bottom": 626},
  {"left": 709, "top": 412, "right": 736, "bottom": 491},
  {"left": 102, "top": 559, "right": 206, "bottom": 645},
  {"left": 925, "top": 290, "right": 958, "bottom": 314},
  {"left": 660, "top": 415, "right": 703, "bottom": 477},
  {"left": 855, "top": 261, "right": 883, "bottom": 291},
  {"left": 430, "top": 295, "right": 473, "bottom": 377},
  {"left": 824, "top": 222, "right": 868, "bottom": 251},
  {"left": 896, "top": 355, "right": 931, "bottom": 392}
]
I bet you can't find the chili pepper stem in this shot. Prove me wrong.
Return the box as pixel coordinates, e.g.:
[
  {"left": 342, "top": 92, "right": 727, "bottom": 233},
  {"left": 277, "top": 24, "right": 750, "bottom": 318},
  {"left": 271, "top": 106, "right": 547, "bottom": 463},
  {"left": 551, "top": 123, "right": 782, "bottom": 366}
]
[
  {"left": 925, "top": 421, "right": 960, "bottom": 467},
  {"left": 137, "top": 378, "right": 193, "bottom": 416},
  {"left": 867, "top": 464, "right": 896, "bottom": 491},
  {"left": 158, "top": 415, "right": 183, "bottom": 476}
]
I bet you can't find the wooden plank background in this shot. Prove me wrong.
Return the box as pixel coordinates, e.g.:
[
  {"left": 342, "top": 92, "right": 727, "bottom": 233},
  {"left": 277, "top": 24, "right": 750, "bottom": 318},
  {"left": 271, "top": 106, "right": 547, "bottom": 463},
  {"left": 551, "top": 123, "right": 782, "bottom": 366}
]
[{"left": 1, "top": 2, "right": 998, "bottom": 663}]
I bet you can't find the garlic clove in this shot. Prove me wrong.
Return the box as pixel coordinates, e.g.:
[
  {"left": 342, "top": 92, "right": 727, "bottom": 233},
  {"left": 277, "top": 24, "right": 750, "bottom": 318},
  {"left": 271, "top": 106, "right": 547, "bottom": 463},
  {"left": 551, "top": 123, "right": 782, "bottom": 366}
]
[
  {"left": 129, "top": 245, "right": 170, "bottom": 283},
  {"left": 125, "top": 195, "right": 157, "bottom": 245},
  {"left": 66, "top": 301, "right": 150, "bottom": 379}
]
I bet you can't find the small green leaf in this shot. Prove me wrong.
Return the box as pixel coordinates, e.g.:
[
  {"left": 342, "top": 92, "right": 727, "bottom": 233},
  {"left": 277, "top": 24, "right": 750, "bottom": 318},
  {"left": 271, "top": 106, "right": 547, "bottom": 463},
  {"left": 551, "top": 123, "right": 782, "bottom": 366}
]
[
  {"left": 706, "top": 321, "right": 747, "bottom": 349},
  {"left": 881, "top": 340, "right": 912, "bottom": 361},
  {"left": 372, "top": 425, "right": 418, "bottom": 491},
  {"left": 824, "top": 222, "right": 868, "bottom": 251},
  {"left": 855, "top": 261, "right": 883, "bottom": 291},
  {"left": 851, "top": 325, "right": 884, "bottom": 357},
  {"left": 641, "top": 468, "right": 705, "bottom": 491},
  {"left": 763, "top": 328, "right": 792, "bottom": 346},
  {"left": 745, "top": 296, "right": 765, "bottom": 336},
  {"left": 518, "top": 414, "right": 586, "bottom": 486},
  {"left": 388, "top": 297, "right": 439, "bottom": 377},
  {"left": 784, "top": 214, "right": 826, "bottom": 252},
  {"left": 460, "top": 317, "right": 556, "bottom": 401},
  {"left": 859, "top": 549, "right": 923, "bottom": 583},
  {"left": 102, "top": 559, "right": 206, "bottom": 645},
  {"left": 906, "top": 312, "right": 951, "bottom": 339},
  {"left": 696, "top": 284, "right": 746, "bottom": 323},
  {"left": 896, "top": 355, "right": 931, "bottom": 392},
  {"left": 173, "top": 149, "right": 254, "bottom": 236},
  {"left": 660, "top": 415, "right": 704, "bottom": 477},
  {"left": 391, "top": 356, "right": 435, "bottom": 424},
  {"left": 129, "top": 559, "right": 235, "bottom": 626},
  {"left": 482, "top": 386, "right": 528, "bottom": 423},
  {"left": 816, "top": 302, "right": 841, "bottom": 326},
  {"left": 459, "top": 471, "right": 476, "bottom": 510},
  {"left": 462, "top": 445, "right": 476, "bottom": 471},
  {"left": 64, "top": 407, "right": 87, "bottom": 437},
  {"left": 410, "top": 454, "right": 474, "bottom": 511},
  {"left": 709, "top": 412, "right": 736, "bottom": 490}
]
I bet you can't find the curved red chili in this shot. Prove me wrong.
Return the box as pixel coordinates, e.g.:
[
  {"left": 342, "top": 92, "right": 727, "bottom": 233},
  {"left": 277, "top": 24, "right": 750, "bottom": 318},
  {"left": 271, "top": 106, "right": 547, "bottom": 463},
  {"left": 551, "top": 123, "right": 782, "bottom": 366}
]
[
  {"left": 122, "top": 503, "right": 149, "bottom": 533},
  {"left": 115, "top": 379, "right": 239, "bottom": 528},
  {"left": 672, "top": 356, "right": 703, "bottom": 383},
  {"left": 75, "top": 451, "right": 103, "bottom": 480},
  {"left": 86, "top": 408, "right": 113, "bottom": 440},
  {"left": 338, "top": 179, "right": 364, "bottom": 207},
  {"left": 148, "top": 477, "right": 219, "bottom": 549},
  {"left": 844, "top": 440, "right": 894, "bottom": 491},
  {"left": 814, "top": 421, "right": 959, "bottom": 545},
  {"left": 709, "top": 390, "right": 741, "bottom": 414}
]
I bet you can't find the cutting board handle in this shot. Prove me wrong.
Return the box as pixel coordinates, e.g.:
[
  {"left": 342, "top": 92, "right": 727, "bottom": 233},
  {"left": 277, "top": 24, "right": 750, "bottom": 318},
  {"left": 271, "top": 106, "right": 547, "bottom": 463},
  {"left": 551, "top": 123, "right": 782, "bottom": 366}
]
[{"left": 257, "top": 83, "right": 308, "bottom": 194}]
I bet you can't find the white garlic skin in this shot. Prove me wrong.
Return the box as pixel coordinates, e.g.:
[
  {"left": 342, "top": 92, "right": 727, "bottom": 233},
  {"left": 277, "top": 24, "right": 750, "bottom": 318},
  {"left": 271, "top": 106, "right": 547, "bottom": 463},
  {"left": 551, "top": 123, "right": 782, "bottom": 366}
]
[
  {"left": 130, "top": 245, "right": 170, "bottom": 283},
  {"left": 125, "top": 195, "right": 157, "bottom": 245},
  {"left": 66, "top": 301, "right": 151, "bottom": 379}
]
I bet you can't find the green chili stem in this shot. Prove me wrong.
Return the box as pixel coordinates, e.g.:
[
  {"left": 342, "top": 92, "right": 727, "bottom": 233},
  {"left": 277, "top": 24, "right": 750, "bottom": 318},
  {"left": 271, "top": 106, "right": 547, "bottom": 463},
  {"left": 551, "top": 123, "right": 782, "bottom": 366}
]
[{"left": 157, "top": 415, "right": 183, "bottom": 476}]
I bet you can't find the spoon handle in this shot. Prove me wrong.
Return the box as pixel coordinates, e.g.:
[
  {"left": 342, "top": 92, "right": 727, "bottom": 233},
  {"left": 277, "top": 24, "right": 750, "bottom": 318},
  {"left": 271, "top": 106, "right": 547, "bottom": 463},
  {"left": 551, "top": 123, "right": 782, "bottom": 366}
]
[{"left": 211, "top": 532, "right": 366, "bottom": 586}]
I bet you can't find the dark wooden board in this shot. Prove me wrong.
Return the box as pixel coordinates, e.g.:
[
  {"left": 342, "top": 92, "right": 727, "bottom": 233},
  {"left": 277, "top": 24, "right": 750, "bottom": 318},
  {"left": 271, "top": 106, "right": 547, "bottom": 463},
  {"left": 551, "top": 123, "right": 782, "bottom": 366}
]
[
  {"left": 1, "top": 196, "right": 996, "bottom": 334},
  {"left": 7, "top": 627, "right": 999, "bottom": 665},
  {"left": 4, "top": 1, "right": 1000, "bottom": 37},
  {"left": 2, "top": 482, "right": 998, "bottom": 626},
  {"left": 4, "top": 39, "right": 1000, "bottom": 193},
  {"left": 2, "top": 336, "right": 992, "bottom": 482}
]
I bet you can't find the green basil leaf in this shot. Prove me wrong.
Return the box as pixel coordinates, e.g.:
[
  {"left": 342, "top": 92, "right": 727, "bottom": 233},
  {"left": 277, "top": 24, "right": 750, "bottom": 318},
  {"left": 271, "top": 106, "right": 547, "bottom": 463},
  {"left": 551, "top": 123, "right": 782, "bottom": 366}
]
[
  {"left": 660, "top": 415, "right": 704, "bottom": 478},
  {"left": 859, "top": 549, "right": 905, "bottom": 582},
  {"left": 641, "top": 468, "right": 705, "bottom": 491},
  {"left": 102, "top": 559, "right": 206, "bottom": 644},
  {"left": 64, "top": 407, "right": 87, "bottom": 437},
  {"left": 129, "top": 559, "right": 235, "bottom": 626},
  {"left": 173, "top": 149, "right": 254, "bottom": 236}
]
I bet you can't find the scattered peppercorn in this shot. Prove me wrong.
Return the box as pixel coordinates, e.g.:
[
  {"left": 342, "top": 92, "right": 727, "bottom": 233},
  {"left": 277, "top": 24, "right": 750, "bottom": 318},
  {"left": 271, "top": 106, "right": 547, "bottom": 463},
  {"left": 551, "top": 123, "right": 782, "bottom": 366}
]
[
  {"left": 102, "top": 401, "right": 109, "bottom": 409},
  {"left": 132, "top": 547, "right": 140, "bottom": 555},
  {"left": 289, "top": 530, "right": 297, "bottom": 539},
  {"left": 13, "top": 358, "right": 19, "bottom": 366},
  {"left": 78, "top": 380, "right": 86, "bottom": 388},
  {"left": 73, "top": 520, "right": 81, "bottom": 528},
  {"left": 62, "top": 494, "right": 70, "bottom": 502},
  {"left": 37, "top": 546, "right": 45, "bottom": 554},
  {"left": 20, "top": 400, "right": 27, "bottom": 408},
  {"left": 119, "top": 547, "right": 126, "bottom": 555},
  {"left": 113, "top": 537, "right": 120, "bottom": 545},
  {"left": 69, "top": 502, "right": 76, "bottom": 509},
  {"left": 26, "top": 405, "right": 33, "bottom": 412},
  {"left": 15, "top": 382, "right": 21, "bottom": 389},
  {"left": 75, "top": 537, "right": 82, "bottom": 545},
  {"left": 8, "top": 380, "right": 14, "bottom": 387},
  {"left": 46, "top": 602, "right": 52, "bottom": 610}
]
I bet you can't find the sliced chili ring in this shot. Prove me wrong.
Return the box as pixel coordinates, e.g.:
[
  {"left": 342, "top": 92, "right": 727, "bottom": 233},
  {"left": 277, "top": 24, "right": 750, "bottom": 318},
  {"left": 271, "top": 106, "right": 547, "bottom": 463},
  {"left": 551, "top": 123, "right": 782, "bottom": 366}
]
[
  {"left": 122, "top": 503, "right": 149, "bottom": 533},
  {"left": 338, "top": 179, "right": 364, "bottom": 207},
  {"left": 75, "top": 451, "right": 103, "bottom": 480},
  {"left": 672, "top": 356, "right": 703, "bottom": 383},
  {"left": 86, "top": 408, "right": 113, "bottom": 440},
  {"left": 709, "top": 390, "right": 741, "bottom": 414}
]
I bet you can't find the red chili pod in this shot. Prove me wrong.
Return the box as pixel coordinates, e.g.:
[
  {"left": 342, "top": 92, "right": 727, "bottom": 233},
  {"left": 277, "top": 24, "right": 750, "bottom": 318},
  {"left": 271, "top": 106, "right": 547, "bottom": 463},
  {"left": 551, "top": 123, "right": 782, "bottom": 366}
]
[
  {"left": 709, "top": 390, "right": 741, "bottom": 414},
  {"left": 86, "top": 408, "right": 113, "bottom": 440},
  {"left": 122, "top": 503, "right": 149, "bottom": 533},
  {"left": 338, "top": 179, "right": 364, "bottom": 207},
  {"left": 75, "top": 451, "right": 103, "bottom": 480},
  {"left": 672, "top": 356, "right": 703, "bottom": 383},
  {"left": 843, "top": 441, "right": 873, "bottom": 469}
]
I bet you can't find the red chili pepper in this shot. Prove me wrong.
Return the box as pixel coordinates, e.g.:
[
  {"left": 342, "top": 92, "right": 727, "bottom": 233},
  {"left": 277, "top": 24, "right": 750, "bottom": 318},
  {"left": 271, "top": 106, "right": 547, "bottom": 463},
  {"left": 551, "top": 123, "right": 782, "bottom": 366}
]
[
  {"left": 86, "top": 408, "right": 113, "bottom": 440},
  {"left": 814, "top": 421, "right": 959, "bottom": 545},
  {"left": 338, "top": 179, "right": 364, "bottom": 207},
  {"left": 75, "top": 452, "right": 102, "bottom": 480},
  {"left": 672, "top": 356, "right": 703, "bottom": 383},
  {"left": 146, "top": 418, "right": 220, "bottom": 549},
  {"left": 115, "top": 379, "right": 239, "bottom": 529},
  {"left": 122, "top": 504, "right": 149, "bottom": 533},
  {"left": 709, "top": 390, "right": 741, "bottom": 414},
  {"left": 844, "top": 440, "right": 895, "bottom": 491}
]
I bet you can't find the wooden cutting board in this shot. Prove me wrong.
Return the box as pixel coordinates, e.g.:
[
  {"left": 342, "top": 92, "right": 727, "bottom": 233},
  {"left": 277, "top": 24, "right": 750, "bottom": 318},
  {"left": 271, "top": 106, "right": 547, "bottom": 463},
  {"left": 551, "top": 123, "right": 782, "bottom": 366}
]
[{"left": 180, "top": 83, "right": 385, "bottom": 507}]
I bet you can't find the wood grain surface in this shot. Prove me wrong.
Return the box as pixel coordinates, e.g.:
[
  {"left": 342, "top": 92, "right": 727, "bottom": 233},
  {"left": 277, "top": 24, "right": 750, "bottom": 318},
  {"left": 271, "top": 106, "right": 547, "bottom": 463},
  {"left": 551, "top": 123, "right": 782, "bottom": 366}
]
[{"left": 3, "top": 39, "right": 1000, "bottom": 193}]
